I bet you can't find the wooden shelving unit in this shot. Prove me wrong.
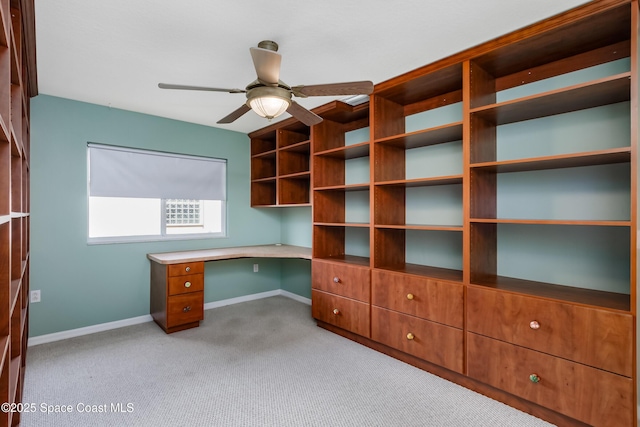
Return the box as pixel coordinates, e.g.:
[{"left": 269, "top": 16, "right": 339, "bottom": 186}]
[
  {"left": 0, "top": 1, "right": 36, "bottom": 426},
  {"left": 249, "top": 117, "right": 311, "bottom": 207},
  {"left": 251, "top": 1, "right": 638, "bottom": 425}
]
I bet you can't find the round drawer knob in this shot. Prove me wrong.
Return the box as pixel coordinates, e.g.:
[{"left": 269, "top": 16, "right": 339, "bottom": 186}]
[
  {"left": 406, "top": 332, "right": 414, "bottom": 340},
  {"left": 184, "top": 281, "right": 192, "bottom": 288},
  {"left": 183, "top": 306, "right": 191, "bottom": 313},
  {"left": 333, "top": 277, "right": 340, "bottom": 283},
  {"left": 332, "top": 308, "right": 340, "bottom": 315},
  {"left": 529, "top": 373, "right": 541, "bottom": 383},
  {"left": 529, "top": 320, "right": 540, "bottom": 330},
  {"left": 406, "top": 293, "right": 414, "bottom": 300},
  {"left": 185, "top": 266, "right": 191, "bottom": 272}
]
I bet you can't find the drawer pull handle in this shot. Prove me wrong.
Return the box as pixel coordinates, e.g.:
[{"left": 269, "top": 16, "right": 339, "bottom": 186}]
[
  {"left": 184, "top": 281, "right": 192, "bottom": 288},
  {"left": 406, "top": 293, "right": 414, "bottom": 300},
  {"left": 183, "top": 306, "right": 192, "bottom": 313},
  {"left": 529, "top": 320, "right": 540, "bottom": 330},
  {"left": 185, "top": 266, "right": 191, "bottom": 272},
  {"left": 332, "top": 308, "right": 340, "bottom": 315},
  {"left": 406, "top": 332, "right": 414, "bottom": 340},
  {"left": 529, "top": 373, "right": 540, "bottom": 384},
  {"left": 333, "top": 277, "right": 340, "bottom": 283}
]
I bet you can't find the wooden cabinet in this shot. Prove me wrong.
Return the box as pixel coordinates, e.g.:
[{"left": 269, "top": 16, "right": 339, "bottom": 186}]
[
  {"left": 467, "top": 286, "right": 633, "bottom": 377},
  {"left": 468, "top": 333, "right": 634, "bottom": 427},
  {"left": 0, "top": 1, "right": 35, "bottom": 426},
  {"left": 371, "top": 307, "right": 463, "bottom": 373},
  {"left": 312, "top": 259, "right": 370, "bottom": 302},
  {"left": 372, "top": 269, "right": 463, "bottom": 328},
  {"left": 311, "top": 290, "right": 370, "bottom": 337},
  {"left": 150, "top": 261, "right": 204, "bottom": 333},
  {"left": 311, "top": 259, "right": 370, "bottom": 337},
  {"left": 254, "top": 1, "right": 638, "bottom": 425},
  {"left": 371, "top": 270, "right": 464, "bottom": 374}
]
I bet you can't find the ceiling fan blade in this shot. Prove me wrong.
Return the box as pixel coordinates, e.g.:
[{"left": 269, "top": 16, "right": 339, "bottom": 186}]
[
  {"left": 291, "top": 80, "right": 374, "bottom": 97},
  {"left": 217, "top": 104, "right": 251, "bottom": 124},
  {"left": 158, "top": 83, "right": 245, "bottom": 93},
  {"left": 286, "top": 101, "right": 323, "bottom": 126},
  {"left": 250, "top": 47, "right": 281, "bottom": 85}
]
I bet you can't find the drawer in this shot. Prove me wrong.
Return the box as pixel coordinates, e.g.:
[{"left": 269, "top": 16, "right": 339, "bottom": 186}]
[
  {"left": 166, "top": 292, "right": 204, "bottom": 328},
  {"left": 371, "top": 306, "right": 463, "bottom": 373},
  {"left": 312, "top": 260, "right": 370, "bottom": 302},
  {"left": 311, "top": 289, "right": 370, "bottom": 337},
  {"left": 167, "top": 261, "right": 204, "bottom": 277},
  {"left": 372, "top": 270, "right": 463, "bottom": 328},
  {"left": 467, "top": 286, "right": 633, "bottom": 377},
  {"left": 467, "top": 333, "right": 633, "bottom": 427},
  {"left": 168, "top": 273, "right": 204, "bottom": 296}
]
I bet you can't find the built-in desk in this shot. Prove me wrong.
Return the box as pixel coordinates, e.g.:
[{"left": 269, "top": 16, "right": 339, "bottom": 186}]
[{"left": 148, "top": 244, "right": 312, "bottom": 333}]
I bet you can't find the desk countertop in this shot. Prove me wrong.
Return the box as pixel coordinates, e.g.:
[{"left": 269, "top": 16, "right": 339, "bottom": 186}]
[{"left": 147, "top": 244, "right": 312, "bottom": 264}]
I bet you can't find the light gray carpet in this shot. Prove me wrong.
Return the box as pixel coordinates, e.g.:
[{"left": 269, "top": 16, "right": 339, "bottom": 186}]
[{"left": 21, "top": 296, "right": 555, "bottom": 426}]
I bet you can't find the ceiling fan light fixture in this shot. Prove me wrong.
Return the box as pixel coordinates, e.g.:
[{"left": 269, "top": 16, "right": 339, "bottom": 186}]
[{"left": 247, "top": 86, "right": 291, "bottom": 120}]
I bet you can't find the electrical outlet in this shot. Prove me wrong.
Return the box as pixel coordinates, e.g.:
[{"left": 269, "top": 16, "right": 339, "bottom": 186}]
[
  {"left": 30, "top": 290, "right": 41, "bottom": 303},
  {"left": 253, "top": 263, "right": 259, "bottom": 273}
]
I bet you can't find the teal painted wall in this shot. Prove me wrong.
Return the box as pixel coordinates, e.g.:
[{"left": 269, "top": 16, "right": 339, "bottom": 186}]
[
  {"left": 29, "top": 95, "right": 286, "bottom": 337},
  {"left": 279, "top": 206, "right": 312, "bottom": 298}
]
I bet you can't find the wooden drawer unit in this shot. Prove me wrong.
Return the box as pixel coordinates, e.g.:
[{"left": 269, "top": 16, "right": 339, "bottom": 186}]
[
  {"left": 167, "top": 293, "right": 204, "bottom": 327},
  {"left": 312, "top": 289, "right": 370, "bottom": 337},
  {"left": 372, "top": 270, "right": 463, "bottom": 328},
  {"left": 371, "top": 306, "right": 463, "bottom": 373},
  {"left": 150, "top": 261, "right": 205, "bottom": 333},
  {"left": 168, "top": 261, "right": 204, "bottom": 277},
  {"left": 467, "top": 286, "right": 633, "bottom": 377},
  {"left": 467, "top": 333, "right": 633, "bottom": 427},
  {"left": 168, "top": 273, "right": 204, "bottom": 296},
  {"left": 312, "top": 259, "right": 370, "bottom": 302}
]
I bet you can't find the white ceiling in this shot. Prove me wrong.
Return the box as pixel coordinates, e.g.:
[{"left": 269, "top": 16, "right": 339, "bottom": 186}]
[{"left": 34, "top": 0, "right": 589, "bottom": 135}]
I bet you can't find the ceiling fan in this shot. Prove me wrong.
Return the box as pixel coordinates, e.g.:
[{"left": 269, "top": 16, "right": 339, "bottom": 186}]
[{"left": 158, "top": 40, "right": 374, "bottom": 127}]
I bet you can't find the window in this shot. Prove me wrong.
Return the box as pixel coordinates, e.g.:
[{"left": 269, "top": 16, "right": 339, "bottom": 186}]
[
  {"left": 166, "top": 199, "right": 202, "bottom": 226},
  {"left": 87, "top": 143, "right": 226, "bottom": 243}
]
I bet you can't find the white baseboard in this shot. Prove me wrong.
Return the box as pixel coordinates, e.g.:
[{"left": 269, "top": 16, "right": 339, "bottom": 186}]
[
  {"left": 28, "top": 290, "right": 310, "bottom": 347},
  {"left": 203, "top": 289, "right": 281, "bottom": 310},
  {"left": 279, "top": 289, "right": 311, "bottom": 305},
  {"left": 27, "top": 314, "right": 153, "bottom": 347}
]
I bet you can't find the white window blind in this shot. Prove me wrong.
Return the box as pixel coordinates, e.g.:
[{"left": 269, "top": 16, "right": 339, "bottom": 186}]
[{"left": 88, "top": 143, "right": 226, "bottom": 200}]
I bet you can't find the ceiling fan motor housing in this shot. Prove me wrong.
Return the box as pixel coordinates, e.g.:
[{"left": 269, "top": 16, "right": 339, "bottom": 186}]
[{"left": 257, "top": 40, "right": 279, "bottom": 52}]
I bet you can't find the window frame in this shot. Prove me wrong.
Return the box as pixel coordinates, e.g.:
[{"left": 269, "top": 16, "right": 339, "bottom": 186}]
[{"left": 86, "top": 144, "right": 228, "bottom": 245}]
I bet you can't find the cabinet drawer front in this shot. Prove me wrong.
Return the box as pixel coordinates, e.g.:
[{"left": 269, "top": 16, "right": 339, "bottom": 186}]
[
  {"left": 311, "top": 290, "right": 370, "bottom": 337},
  {"left": 467, "top": 286, "right": 632, "bottom": 377},
  {"left": 371, "top": 307, "right": 463, "bottom": 373},
  {"left": 168, "top": 274, "right": 204, "bottom": 296},
  {"left": 167, "top": 262, "right": 204, "bottom": 277},
  {"left": 167, "top": 293, "right": 204, "bottom": 327},
  {"left": 312, "top": 260, "right": 370, "bottom": 302},
  {"left": 372, "top": 270, "right": 463, "bottom": 328},
  {"left": 467, "top": 333, "right": 633, "bottom": 427}
]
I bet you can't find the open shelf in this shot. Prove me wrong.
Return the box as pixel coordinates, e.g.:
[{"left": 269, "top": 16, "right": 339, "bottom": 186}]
[
  {"left": 469, "top": 277, "right": 629, "bottom": 312},
  {"left": 315, "top": 141, "right": 370, "bottom": 159},
  {"left": 375, "top": 224, "right": 463, "bottom": 232},
  {"left": 373, "top": 121, "right": 463, "bottom": 149},
  {"left": 314, "top": 222, "right": 370, "bottom": 228},
  {"left": 375, "top": 263, "right": 463, "bottom": 283},
  {"left": 471, "top": 73, "right": 630, "bottom": 125},
  {"left": 375, "top": 175, "right": 463, "bottom": 187},
  {"left": 470, "top": 218, "right": 630, "bottom": 227},
  {"left": 313, "top": 254, "right": 370, "bottom": 267},
  {"left": 470, "top": 147, "right": 630, "bottom": 172}
]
